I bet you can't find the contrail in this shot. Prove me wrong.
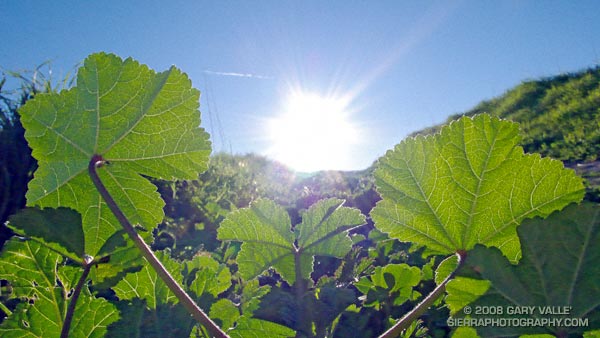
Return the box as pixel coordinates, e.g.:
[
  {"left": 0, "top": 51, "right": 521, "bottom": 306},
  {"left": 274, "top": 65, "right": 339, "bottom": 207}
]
[{"left": 202, "top": 70, "right": 273, "bottom": 80}]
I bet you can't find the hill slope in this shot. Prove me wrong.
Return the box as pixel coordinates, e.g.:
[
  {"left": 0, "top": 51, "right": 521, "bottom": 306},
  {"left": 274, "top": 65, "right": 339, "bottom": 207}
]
[{"left": 413, "top": 66, "right": 600, "bottom": 200}]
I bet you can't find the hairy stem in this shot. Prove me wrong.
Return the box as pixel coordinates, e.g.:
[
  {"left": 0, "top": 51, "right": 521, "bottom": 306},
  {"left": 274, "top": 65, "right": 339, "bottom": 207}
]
[
  {"left": 88, "top": 155, "right": 228, "bottom": 338},
  {"left": 61, "top": 257, "right": 93, "bottom": 338},
  {"left": 378, "top": 251, "right": 465, "bottom": 338}
]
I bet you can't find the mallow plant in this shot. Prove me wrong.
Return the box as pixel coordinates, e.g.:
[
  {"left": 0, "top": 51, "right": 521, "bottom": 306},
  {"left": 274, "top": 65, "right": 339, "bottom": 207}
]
[{"left": 0, "top": 52, "right": 597, "bottom": 338}]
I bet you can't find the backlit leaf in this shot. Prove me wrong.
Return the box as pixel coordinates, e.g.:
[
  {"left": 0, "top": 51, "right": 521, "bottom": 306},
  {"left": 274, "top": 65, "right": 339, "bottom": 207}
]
[
  {"left": 372, "top": 114, "right": 584, "bottom": 261},
  {"left": 299, "top": 198, "right": 366, "bottom": 258},
  {"left": 8, "top": 207, "right": 143, "bottom": 283},
  {"left": 228, "top": 316, "right": 296, "bottom": 338},
  {"left": 209, "top": 299, "right": 241, "bottom": 331},
  {"left": 355, "top": 263, "right": 422, "bottom": 308},
  {"left": 113, "top": 251, "right": 180, "bottom": 309},
  {"left": 435, "top": 255, "right": 459, "bottom": 285},
  {"left": 218, "top": 198, "right": 365, "bottom": 283},
  {"left": 7, "top": 207, "right": 84, "bottom": 261},
  {"left": 19, "top": 52, "right": 211, "bottom": 256},
  {"left": 184, "top": 255, "right": 232, "bottom": 298},
  {"left": 0, "top": 239, "right": 118, "bottom": 337},
  {"left": 445, "top": 277, "right": 491, "bottom": 315}
]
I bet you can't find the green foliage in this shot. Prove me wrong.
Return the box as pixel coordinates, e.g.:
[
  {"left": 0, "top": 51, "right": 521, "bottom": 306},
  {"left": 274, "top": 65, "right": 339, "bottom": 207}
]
[
  {"left": 448, "top": 202, "right": 600, "bottom": 337},
  {"left": 355, "top": 264, "right": 422, "bottom": 309},
  {"left": 434, "top": 255, "right": 459, "bottom": 285},
  {"left": 1, "top": 53, "right": 221, "bottom": 337},
  {"left": 225, "top": 315, "right": 296, "bottom": 338},
  {"left": 8, "top": 207, "right": 85, "bottom": 260},
  {"left": 19, "top": 52, "right": 211, "bottom": 257},
  {"left": 153, "top": 153, "right": 377, "bottom": 260},
  {"left": 114, "top": 251, "right": 183, "bottom": 309},
  {"left": 445, "top": 277, "right": 490, "bottom": 315},
  {"left": 218, "top": 198, "right": 368, "bottom": 337},
  {"left": 218, "top": 198, "right": 365, "bottom": 283},
  {"left": 8, "top": 206, "right": 143, "bottom": 284},
  {"left": 0, "top": 238, "right": 118, "bottom": 337},
  {"left": 2, "top": 52, "right": 599, "bottom": 337},
  {"left": 184, "top": 255, "right": 232, "bottom": 298},
  {"left": 107, "top": 251, "right": 232, "bottom": 337},
  {"left": 373, "top": 114, "right": 584, "bottom": 262}
]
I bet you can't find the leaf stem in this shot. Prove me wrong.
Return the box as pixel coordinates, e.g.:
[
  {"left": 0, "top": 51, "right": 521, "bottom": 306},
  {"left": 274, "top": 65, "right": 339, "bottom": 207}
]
[
  {"left": 378, "top": 251, "right": 465, "bottom": 338},
  {"left": 88, "top": 156, "right": 229, "bottom": 338},
  {"left": 61, "top": 257, "right": 93, "bottom": 338}
]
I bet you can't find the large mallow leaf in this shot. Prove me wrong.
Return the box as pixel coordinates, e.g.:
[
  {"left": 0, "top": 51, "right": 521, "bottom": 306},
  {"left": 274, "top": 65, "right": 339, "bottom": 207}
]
[
  {"left": 19, "top": 52, "right": 211, "bottom": 256},
  {"left": 0, "top": 239, "right": 119, "bottom": 337},
  {"left": 447, "top": 202, "right": 600, "bottom": 337},
  {"left": 372, "top": 114, "right": 584, "bottom": 262},
  {"left": 218, "top": 198, "right": 365, "bottom": 284}
]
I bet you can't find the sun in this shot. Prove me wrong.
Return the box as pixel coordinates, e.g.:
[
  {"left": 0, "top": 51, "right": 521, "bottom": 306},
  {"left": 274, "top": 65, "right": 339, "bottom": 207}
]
[{"left": 266, "top": 91, "right": 360, "bottom": 172}]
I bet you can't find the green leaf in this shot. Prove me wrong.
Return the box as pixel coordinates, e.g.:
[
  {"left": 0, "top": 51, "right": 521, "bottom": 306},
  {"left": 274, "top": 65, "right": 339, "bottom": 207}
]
[
  {"left": 113, "top": 251, "right": 180, "bottom": 309},
  {"left": 445, "top": 277, "right": 491, "bottom": 315},
  {"left": 451, "top": 327, "right": 479, "bottom": 338},
  {"left": 240, "top": 279, "right": 272, "bottom": 315},
  {"left": 449, "top": 202, "right": 600, "bottom": 337},
  {"left": 208, "top": 292, "right": 296, "bottom": 338},
  {"left": 372, "top": 114, "right": 584, "bottom": 261},
  {"left": 228, "top": 317, "right": 296, "bottom": 338},
  {"left": 218, "top": 199, "right": 293, "bottom": 282},
  {"left": 435, "top": 255, "right": 459, "bottom": 285},
  {"left": 7, "top": 207, "right": 84, "bottom": 260},
  {"left": 184, "top": 255, "right": 232, "bottom": 298},
  {"left": 90, "top": 231, "right": 144, "bottom": 283},
  {"left": 7, "top": 207, "right": 143, "bottom": 283},
  {"left": 218, "top": 198, "right": 365, "bottom": 283},
  {"left": 68, "top": 294, "right": 122, "bottom": 338},
  {"left": 19, "top": 52, "right": 211, "bottom": 256},
  {"left": 0, "top": 239, "right": 119, "bottom": 337},
  {"left": 209, "top": 299, "right": 241, "bottom": 331},
  {"left": 355, "top": 264, "right": 422, "bottom": 308},
  {"left": 297, "top": 198, "right": 366, "bottom": 257},
  {"left": 356, "top": 264, "right": 421, "bottom": 294}
]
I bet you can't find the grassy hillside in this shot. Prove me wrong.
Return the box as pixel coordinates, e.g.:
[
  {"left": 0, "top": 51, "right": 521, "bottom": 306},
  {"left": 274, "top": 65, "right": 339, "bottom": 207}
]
[{"left": 413, "top": 66, "right": 600, "bottom": 201}]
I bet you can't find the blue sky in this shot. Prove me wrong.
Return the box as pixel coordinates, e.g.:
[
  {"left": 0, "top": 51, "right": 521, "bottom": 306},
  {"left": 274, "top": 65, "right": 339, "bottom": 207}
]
[{"left": 2, "top": 1, "right": 600, "bottom": 171}]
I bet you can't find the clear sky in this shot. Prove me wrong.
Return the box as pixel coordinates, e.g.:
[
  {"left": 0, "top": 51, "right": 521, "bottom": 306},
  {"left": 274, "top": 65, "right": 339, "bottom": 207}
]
[{"left": 2, "top": 1, "right": 600, "bottom": 171}]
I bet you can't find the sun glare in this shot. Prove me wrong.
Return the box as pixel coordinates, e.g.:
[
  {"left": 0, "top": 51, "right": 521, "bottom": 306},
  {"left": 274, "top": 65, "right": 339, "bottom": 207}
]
[{"left": 267, "top": 91, "right": 360, "bottom": 172}]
